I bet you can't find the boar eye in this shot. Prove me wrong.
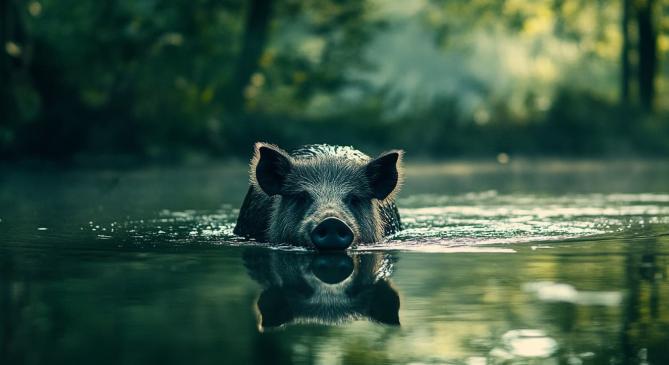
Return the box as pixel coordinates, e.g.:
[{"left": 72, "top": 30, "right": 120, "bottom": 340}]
[{"left": 345, "top": 194, "right": 364, "bottom": 206}]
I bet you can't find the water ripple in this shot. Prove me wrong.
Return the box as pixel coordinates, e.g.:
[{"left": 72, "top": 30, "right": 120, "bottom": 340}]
[
  {"left": 387, "top": 192, "right": 669, "bottom": 248},
  {"left": 81, "top": 192, "right": 669, "bottom": 249}
]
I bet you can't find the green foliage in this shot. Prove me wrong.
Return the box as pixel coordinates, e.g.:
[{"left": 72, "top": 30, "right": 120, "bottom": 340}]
[{"left": 1, "top": 0, "right": 668, "bottom": 162}]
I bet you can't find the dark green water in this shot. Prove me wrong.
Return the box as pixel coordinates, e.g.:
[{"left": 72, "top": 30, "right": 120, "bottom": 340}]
[{"left": 1, "top": 160, "right": 669, "bottom": 364}]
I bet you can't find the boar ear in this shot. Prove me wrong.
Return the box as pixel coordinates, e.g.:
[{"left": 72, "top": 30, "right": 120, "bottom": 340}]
[
  {"left": 257, "top": 287, "right": 293, "bottom": 329},
  {"left": 365, "top": 150, "right": 403, "bottom": 200},
  {"left": 251, "top": 143, "right": 293, "bottom": 196},
  {"left": 368, "top": 280, "right": 400, "bottom": 325}
]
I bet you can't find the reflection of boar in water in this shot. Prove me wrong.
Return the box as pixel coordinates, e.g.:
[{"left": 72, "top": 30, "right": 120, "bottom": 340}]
[
  {"left": 244, "top": 248, "right": 400, "bottom": 329},
  {"left": 234, "top": 143, "right": 403, "bottom": 250}
]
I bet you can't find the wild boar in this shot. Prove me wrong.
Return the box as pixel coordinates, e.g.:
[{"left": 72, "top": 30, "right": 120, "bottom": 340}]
[{"left": 234, "top": 143, "right": 403, "bottom": 249}]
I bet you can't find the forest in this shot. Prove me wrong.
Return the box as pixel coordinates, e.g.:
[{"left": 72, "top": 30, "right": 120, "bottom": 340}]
[{"left": 1, "top": 0, "right": 668, "bottom": 162}]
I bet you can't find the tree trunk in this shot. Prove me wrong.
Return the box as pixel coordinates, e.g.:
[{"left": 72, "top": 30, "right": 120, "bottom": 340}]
[
  {"left": 229, "top": 0, "right": 273, "bottom": 112},
  {"left": 1, "top": 0, "right": 25, "bottom": 131},
  {"left": 1, "top": 0, "right": 10, "bottom": 124},
  {"left": 620, "top": 0, "right": 631, "bottom": 105},
  {"left": 636, "top": 0, "right": 657, "bottom": 112}
]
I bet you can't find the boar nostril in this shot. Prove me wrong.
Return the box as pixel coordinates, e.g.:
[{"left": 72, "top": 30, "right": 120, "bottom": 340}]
[{"left": 310, "top": 217, "right": 353, "bottom": 250}]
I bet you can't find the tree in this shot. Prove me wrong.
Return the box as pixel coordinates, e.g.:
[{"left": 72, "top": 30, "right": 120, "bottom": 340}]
[
  {"left": 621, "top": 0, "right": 631, "bottom": 105},
  {"left": 620, "top": 0, "right": 659, "bottom": 111},
  {"left": 636, "top": 0, "right": 657, "bottom": 111},
  {"left": 228, "top": 0, "right": 274, "bottom": 112}
]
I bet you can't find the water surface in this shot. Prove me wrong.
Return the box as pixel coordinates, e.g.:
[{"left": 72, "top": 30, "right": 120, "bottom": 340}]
[{"left": 1, "top": 160, "right": 668, "bottom": 364}]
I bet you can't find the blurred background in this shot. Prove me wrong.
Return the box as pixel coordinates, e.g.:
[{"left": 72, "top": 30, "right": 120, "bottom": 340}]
[{"left": 1, "top": 0, "right": 668, "bottom": 163}]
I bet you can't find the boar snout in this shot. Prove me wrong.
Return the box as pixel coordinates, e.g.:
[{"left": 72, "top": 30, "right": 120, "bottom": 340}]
[
  {"left": 310, "top": 253, "right": 354, "bottom": 284},
  {"left": 310, "top": 217, "right": 353, "bottom": 250}
]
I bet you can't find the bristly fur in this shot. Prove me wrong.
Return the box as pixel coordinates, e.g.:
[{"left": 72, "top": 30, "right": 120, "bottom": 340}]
[{"left": 234, "top": 143, "right": 404, "bottom": 247}]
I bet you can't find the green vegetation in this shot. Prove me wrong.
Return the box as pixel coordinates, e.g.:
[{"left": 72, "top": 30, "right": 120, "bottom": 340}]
[{"left": 1, "top": 0, "right": 668, "bottom": 162}]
